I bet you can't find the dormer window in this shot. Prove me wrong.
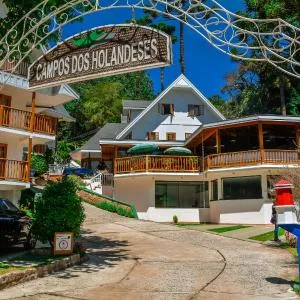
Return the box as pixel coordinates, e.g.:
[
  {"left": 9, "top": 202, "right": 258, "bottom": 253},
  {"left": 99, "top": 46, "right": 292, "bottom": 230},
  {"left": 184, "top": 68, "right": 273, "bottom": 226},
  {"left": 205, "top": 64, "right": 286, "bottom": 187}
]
[
  {"left": 159, "top": 103, "right": 174, "bottom": 115},
  {"left": 147, "top": 132, "right": 159, "bottom": 141},
  {"left": 188, "top": 104, "right": 204, "bottom": 117}
]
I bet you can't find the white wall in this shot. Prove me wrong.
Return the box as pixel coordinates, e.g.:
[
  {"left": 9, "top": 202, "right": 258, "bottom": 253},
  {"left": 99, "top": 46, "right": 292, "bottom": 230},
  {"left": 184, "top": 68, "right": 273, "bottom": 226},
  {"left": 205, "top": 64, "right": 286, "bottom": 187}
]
[
  {"left": 0, "top": 190, "right": 21, "bottom": 206},
  {"left": 131, "top": 88, "right": 222, "bottom": 141},
  {"left": 139, "top": 208, "right": 210, "bottom": 223},
  {"left": 114, "top": 167, "right": 283, "bottom": 224}
]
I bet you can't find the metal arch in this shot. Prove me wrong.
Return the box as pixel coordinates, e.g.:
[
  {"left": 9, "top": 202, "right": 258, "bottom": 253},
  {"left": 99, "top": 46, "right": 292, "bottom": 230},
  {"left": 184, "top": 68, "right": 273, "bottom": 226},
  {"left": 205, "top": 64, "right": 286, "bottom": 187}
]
[{"left": 0, "top": 0, "right": 299, "bottom": 85}]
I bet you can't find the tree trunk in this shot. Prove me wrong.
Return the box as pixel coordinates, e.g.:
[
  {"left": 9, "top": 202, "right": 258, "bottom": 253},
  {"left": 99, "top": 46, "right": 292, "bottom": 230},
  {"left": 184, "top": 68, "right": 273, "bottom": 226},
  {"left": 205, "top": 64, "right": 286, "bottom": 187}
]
[
  {"left": 280, "top": 78, "right": 287, "bottom": 116},
  {"left": 160, "top": 67, "right": 165, "bottom": 92},
  {"left": 179, "top": 21, "right": 185, "bottom": 75}
]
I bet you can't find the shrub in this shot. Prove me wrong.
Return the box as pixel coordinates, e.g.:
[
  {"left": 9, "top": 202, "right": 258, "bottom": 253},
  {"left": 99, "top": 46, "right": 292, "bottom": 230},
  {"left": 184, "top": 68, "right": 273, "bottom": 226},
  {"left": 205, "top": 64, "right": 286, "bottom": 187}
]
[
  {"left": 19, "top": 189, "right": 35, "bottom": 211},
  {"left": 173, "top": 215, "right": 178, "bottom": 224},
  {"left": 67, "top": 175, "right": 85, "bottom": 187},
  {"left": 96, "top": 201, "right": 135, "bottom": 218},
  {"left": 31, "top": 177, "right": 85, "bottom": 245},
  {"left": 31, "top": 153, "right": 48, "bottom": 176}
]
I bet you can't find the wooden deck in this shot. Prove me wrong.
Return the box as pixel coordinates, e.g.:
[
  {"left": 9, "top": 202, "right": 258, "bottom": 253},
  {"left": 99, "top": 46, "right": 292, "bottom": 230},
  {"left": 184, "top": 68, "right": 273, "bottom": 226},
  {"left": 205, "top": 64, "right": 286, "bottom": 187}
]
[
  {"left": 0, "top": 105, "right": 57, "bottom": 135},
  {"left": 114, "top": 150, "right": 299, "bottom": 174},
  {"left": 0, "top": 159, "right": 29, "bottom": 182}
]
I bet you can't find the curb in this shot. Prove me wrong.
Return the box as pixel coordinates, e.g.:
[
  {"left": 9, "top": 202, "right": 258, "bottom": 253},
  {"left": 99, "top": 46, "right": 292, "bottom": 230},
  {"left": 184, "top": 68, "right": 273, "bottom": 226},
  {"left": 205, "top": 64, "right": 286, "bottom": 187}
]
[{"left": 0, "top": 253, "right": 86, "bottom": 290}]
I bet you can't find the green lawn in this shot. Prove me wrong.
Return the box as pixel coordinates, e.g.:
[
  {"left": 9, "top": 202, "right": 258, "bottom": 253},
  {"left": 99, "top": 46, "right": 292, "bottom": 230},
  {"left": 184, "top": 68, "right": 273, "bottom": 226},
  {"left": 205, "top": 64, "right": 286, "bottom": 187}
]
[
  {"left": 249, "top": 228, "right": 285, "bottom": 241},
  {"left": 208, "top": 225, "right": 251, "bottom": 233}
]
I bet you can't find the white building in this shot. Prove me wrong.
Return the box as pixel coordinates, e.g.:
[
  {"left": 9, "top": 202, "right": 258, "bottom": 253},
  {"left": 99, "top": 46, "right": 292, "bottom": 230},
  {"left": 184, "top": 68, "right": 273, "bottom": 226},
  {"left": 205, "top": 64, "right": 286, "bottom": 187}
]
[
  {"left": 85, "top": 74, "right": 300, "bottom": 225},
  {"left": 0, "top": 62, "right": 77, "bottom": 204}
]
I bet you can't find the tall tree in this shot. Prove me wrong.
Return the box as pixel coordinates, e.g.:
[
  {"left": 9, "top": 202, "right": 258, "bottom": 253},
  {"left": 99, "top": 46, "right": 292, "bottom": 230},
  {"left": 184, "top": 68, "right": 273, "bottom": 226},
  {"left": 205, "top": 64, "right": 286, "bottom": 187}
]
[
  {"left": 219, "top": 0, "right": 300, "bottom": 117},
  {"left": 133, "top": 12, "right": 177, "bottom": 91}
]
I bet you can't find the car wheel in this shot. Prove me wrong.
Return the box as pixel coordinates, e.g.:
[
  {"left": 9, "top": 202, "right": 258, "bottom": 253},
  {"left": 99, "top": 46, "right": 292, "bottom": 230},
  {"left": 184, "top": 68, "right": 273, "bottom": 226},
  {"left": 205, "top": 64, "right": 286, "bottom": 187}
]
[{"left": 24, "top": 234, "right": 37, "bottom": 250}]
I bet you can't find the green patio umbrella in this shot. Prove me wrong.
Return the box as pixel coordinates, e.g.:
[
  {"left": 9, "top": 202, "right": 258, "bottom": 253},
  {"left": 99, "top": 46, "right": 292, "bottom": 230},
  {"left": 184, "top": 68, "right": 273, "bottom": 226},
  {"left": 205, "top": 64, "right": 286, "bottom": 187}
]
[
  {"left": 164, "top": 147, "right": 193, "bottom": 156},
  {"left": 127, "top": 143, "right": 159, "bottom": 155}
]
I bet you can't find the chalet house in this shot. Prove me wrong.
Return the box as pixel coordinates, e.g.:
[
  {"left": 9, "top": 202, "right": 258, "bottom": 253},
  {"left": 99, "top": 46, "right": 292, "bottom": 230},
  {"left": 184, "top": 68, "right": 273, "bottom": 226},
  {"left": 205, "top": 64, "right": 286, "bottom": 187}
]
[
  {"left": 82, "top": 74, "right": 300, "bottom": 224},
  {"left": 0, "top": 61, "right": 78, "bottom": 205}
]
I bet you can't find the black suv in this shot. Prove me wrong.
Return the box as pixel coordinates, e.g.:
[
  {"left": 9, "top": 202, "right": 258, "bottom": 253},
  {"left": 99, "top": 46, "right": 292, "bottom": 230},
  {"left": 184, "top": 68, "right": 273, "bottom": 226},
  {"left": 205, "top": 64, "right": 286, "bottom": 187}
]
[{"left": 0, "top": 199, "right": 36, "bottom": 249}]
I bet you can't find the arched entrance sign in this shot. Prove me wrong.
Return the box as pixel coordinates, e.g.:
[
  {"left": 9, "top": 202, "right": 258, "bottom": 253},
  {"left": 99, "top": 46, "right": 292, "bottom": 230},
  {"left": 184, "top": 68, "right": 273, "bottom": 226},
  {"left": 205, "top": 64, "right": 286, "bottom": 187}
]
[
  {"left": 28, "top": 24, "right": 172, "bottom": 89},
  {"left": 0, "top": 0, "right": 299, "bottom": 85}
]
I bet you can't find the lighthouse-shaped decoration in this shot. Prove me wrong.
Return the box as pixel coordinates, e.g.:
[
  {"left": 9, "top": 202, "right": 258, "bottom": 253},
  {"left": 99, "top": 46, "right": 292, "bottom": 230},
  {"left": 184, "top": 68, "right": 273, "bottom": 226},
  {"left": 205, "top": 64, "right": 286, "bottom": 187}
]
[{"left": 274, "top": 180, "right": 298, "bottom": 225}]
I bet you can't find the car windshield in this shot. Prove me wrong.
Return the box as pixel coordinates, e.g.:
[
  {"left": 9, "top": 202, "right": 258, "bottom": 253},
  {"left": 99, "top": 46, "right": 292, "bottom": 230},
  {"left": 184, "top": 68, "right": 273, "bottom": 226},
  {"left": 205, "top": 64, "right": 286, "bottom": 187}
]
[{"left": 0, "top": 199, "right": 18, "bottom": 212}]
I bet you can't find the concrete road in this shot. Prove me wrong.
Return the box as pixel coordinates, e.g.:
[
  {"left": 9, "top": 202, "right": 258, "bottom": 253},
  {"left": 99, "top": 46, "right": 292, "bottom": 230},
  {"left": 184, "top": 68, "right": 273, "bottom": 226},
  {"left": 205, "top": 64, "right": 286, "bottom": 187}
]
[{"left": 0, "top": 203, "right": 298, "bottom": 300}]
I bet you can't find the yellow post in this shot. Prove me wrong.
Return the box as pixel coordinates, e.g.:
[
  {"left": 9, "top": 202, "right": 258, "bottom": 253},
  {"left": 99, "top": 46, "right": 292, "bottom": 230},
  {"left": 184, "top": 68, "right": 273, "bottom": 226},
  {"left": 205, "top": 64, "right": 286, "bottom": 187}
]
[{"left": 30, "top": 92, "right": 36, "bottom": 132}]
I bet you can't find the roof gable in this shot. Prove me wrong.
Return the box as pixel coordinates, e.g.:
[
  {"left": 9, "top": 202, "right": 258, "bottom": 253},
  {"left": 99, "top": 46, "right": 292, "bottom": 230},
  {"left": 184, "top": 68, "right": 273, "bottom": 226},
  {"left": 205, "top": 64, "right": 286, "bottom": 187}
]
[{"left": 116, "top": 74, "right": 226, "bottom": 139}]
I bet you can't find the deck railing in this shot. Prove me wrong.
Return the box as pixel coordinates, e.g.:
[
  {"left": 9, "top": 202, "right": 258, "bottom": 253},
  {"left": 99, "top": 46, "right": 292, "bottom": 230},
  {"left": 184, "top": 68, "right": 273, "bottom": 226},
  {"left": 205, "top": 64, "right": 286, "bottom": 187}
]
[
  {"left": 115, "top": 155, "right": 202, "bottom": 174},
  {"left": 114, "top": 150, "right": 300, "bottom": 174},
  {"left": 0, "top": 159, "right": 29, "bottom": 182},
  {"left": 0, "top": 105, "right": 57, "bottom": 135}
]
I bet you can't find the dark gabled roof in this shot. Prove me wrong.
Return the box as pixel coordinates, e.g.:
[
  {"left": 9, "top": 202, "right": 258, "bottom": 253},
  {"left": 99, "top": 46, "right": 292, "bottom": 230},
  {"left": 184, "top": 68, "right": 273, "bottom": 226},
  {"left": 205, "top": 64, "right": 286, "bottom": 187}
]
[
  {"left": 44, "top": 105, "right": 75, "bottom": 122},
  {"left": 80, "top": 123, "right": 127, "bottom": 151},
  {"left": 122, "top": 100, "right": 151, "bottom": 109}
]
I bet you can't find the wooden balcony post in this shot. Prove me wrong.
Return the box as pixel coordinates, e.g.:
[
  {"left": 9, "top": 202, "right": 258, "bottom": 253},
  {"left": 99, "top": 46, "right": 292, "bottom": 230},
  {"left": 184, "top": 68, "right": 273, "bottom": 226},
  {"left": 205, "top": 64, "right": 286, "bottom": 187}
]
[
  {"left": 27, "top": 137, "right": 32, "bottom": 182},
  {"left": 146, "top": 155, "right": 149, "bottom": 172},
  {"left": 0, "top": 105, "right": 3, "bottom": 126},
  {"left": 216, "top": 129, "right": 221, "bottom": 154},
  {"left": 30, "top": 92, "right": 36, "bottom": 132},
  {"left": 258, "top": 123, "right": 264, "bottom": 163}
]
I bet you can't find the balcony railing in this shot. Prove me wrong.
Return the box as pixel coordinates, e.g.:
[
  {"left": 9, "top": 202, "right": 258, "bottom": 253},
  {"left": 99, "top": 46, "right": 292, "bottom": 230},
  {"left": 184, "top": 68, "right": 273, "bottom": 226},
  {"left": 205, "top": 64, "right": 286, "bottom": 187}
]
[
  {"left": 0, "top": 105, "right": 57, "bottom": 135},
  {"left": 0, "top": 60, "right": 29, "bottom": 77},
  {"left": 0, "top": 159, "right": 29, "bottom": 182},
  {"left": 114, "top": 150, "right": 300, "bottom": 175},
  {"left": 115, "top": 155, "right": 202, "bottom": 174}
]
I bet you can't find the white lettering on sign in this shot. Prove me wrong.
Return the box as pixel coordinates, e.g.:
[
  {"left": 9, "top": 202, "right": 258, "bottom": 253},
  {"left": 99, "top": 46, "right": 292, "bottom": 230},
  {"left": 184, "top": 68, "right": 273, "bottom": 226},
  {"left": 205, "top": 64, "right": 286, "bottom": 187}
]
[{"left": 35, "top": 39, "right": 159, "bottom": 82}]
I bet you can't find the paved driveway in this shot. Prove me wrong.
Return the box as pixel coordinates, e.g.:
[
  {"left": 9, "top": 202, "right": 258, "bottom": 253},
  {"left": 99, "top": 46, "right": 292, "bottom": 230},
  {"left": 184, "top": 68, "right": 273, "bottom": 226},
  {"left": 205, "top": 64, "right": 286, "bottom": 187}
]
[{"left": 0, "top": 203, "right": 298, "bottom": 300}]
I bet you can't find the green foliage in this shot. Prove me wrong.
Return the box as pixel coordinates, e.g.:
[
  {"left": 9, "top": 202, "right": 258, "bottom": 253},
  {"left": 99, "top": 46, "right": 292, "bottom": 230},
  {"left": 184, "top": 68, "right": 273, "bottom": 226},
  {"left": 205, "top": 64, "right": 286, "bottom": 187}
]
[
  {"left": 44, "top": 146, "right": 54, "bottom": 165},
  {"left": 173, "top": 215, "right": 178, "bottom": 224},
  {"left": 32, "top": 177, "right": 85, "bottom": 244},
  {"left": 19, "top": 189, "right": 35, "bottom": 211},
  {"left": 55, "top": 141, "right": 73, "bottom": 164},
  {"left": 96, "top": 201, "right": 135, "bottom": 218},
  {"left": 58, "top": 71, "right": 155, "bottom": 142},
  {"left": 209, "top": 225, "right": 251, "bottom": 233},
  {"left": 67, "top": 175, "right": 85, "bottom": 188},
  {"left": 217, "top": 1, "right": 300, "bottom": 118},
  {"left": 31, "top": 154, "right": 48, "bottom": 176}
]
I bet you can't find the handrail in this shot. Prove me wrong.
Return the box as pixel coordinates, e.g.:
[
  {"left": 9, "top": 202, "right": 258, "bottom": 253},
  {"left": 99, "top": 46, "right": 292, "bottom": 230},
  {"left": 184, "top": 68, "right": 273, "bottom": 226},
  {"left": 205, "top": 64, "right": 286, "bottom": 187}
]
[
  {"left": 0, "top": 105, "right": 57, "bottom": 135},
  {"left": 115, "top": 155, "right": 201, "bottom": 174},
  {"left": 114, "top": 149, "right": 300, "bottom": 174},
  {"left": 0, "top": 159, "right": 29, "bottom": 182}
]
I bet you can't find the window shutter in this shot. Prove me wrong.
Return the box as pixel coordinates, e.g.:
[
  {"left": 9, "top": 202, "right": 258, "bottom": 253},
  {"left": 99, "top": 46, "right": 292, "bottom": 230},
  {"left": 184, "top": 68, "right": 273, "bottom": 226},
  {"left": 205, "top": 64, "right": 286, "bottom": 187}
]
[{"left": 155, "top": 132, "right": 159, "bottom": 140}]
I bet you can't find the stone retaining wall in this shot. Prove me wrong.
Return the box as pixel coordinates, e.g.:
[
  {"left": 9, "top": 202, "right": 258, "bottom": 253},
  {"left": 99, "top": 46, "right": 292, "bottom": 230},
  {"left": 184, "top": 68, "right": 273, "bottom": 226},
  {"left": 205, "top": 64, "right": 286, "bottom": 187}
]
[{"left": 0, "top": 254, "right": 83, "bottom": 290}]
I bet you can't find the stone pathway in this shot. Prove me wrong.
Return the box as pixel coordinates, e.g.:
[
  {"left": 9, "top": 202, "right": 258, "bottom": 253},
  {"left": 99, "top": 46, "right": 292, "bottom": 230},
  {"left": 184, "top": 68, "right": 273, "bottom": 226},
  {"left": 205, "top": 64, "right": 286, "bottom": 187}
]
[{"left": 0, "top": 204, "right": 297, "bottom": 300}]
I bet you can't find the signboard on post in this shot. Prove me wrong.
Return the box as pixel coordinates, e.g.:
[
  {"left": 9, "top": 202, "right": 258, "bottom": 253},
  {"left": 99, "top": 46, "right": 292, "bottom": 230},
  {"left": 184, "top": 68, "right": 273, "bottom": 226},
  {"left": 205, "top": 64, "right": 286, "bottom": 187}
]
[
  {"left": 53, "top": 232, "right": 74, "bottom": 256},
  {"left": 28, "top": 24, "right": 173, "bottom": 89}
]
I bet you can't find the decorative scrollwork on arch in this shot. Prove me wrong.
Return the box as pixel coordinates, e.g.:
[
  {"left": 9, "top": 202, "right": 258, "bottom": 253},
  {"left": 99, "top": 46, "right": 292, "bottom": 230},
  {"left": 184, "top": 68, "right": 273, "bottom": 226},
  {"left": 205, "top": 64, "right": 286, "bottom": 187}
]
[{"left": 0, "top": 0, "right": 299, "bottom": 83}]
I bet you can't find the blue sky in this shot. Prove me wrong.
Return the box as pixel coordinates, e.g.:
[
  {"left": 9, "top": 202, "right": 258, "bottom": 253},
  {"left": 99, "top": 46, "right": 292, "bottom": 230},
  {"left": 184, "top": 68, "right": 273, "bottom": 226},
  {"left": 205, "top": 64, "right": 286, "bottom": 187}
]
[{"left": 63, "top": 1, "right": 246, "bottom": 98}]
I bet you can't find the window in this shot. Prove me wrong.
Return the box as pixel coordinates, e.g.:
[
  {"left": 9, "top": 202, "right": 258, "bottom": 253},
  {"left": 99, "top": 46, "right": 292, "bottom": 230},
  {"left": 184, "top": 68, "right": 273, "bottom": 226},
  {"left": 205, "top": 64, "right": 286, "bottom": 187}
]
[
  {"left": 188, "top": 104, "right": 204, "bottom": 117},
  {"left": 147, "top": 132, "right": 159, "bottom": 141},
  {"left": 222, "top": 176, "right": 262, "bottom": 200},
  {"left": 160, "top": 103, "right": 174, "bottom": 115},
  {"left": 0, "top": 94, "right": 11, "bottom": 107},
  {"left": 185, "top": 133, "right": 191, "bottom": 140},
  {"left": 155, "top": 182, "right": 209, "bottom": 208},
  {"left": 166, "top": 132, "right": 176, "bottom": 141},
  {"left": 211, "top": 180, "right": 218, "bottom": 201},
  {"left": 0, "top": 144, "right": 7, "bottom": 158}
]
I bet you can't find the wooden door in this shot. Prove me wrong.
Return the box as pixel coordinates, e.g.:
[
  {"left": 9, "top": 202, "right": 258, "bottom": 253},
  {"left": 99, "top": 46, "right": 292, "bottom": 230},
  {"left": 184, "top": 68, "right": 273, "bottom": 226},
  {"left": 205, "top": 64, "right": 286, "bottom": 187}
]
[
  {"left": 0, "top": 144, "right": 7, "bottom": 179},
  {"left": 0, "top": 94, "right": 11, "bottom": 126}
]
